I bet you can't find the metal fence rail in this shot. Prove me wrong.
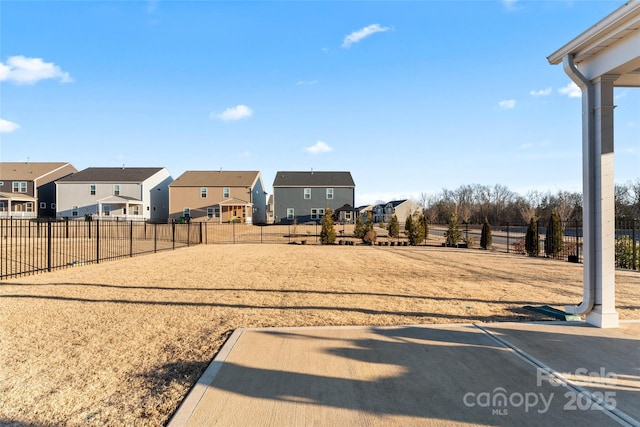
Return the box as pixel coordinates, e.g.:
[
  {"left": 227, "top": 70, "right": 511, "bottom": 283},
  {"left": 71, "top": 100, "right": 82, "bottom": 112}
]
[
  {"left": 1, "top": 218, "right": 638, "bottom": 280},
  {"left": 0, "top": 219, "right": 200, "bottom": 279}
]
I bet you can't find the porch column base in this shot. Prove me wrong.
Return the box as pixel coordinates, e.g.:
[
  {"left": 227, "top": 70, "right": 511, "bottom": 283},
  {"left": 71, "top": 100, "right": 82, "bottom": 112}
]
[{"left": 586, "top": 307, "right": 619, "bottom": 328}]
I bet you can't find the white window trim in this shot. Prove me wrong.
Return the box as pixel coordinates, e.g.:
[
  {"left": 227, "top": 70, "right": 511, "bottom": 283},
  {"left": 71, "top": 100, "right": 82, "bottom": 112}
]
[
  {"left": 13, "top": 181, "right": 27, "bottom": 193},
  {"left": 113, "top": 184, "right": 120, "bottom": 196},
  {"left": 286, "top": 208, "right": 294, "bottom": 220},
  {"left": 223, "top": 187, "right": 230, "bottom": 198},
  {"left": 201, "top": 187, "right": 208, "bottom": 198},
  {"left": 326, "top": 188, "right": 334, "bottom": 199},
  {"left": 90, "top": 184, "right": 96, "bottom": 195},
  {"left": 304, "top": 188, "right": 311, "bottom": 199}
]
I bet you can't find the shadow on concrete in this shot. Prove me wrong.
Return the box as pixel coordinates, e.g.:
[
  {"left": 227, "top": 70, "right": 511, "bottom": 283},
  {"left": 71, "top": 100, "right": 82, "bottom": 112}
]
[{"left": 187, "top": 325, "right": 630, "bottom": 426}]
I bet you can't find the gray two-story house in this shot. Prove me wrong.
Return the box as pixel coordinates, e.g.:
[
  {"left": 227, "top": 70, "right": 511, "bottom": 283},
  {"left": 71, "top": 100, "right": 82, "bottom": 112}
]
[
  {"left": 56, "top": 167, "right": 172, "bottom": 221},
  {"left": 272, "top": 171, "right": 355, "bottom": 224}
]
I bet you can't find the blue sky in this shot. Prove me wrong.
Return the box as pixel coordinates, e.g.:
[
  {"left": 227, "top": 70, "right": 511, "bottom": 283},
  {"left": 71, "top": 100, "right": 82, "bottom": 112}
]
[{"left": 1, "top": 0, "right": 638, "bottom": 206}]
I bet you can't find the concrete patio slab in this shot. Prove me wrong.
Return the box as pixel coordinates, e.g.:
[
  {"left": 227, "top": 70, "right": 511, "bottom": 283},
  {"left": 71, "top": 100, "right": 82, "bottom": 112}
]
[{"left": 169, "top": 322, "right": 640, "bottom": 426}]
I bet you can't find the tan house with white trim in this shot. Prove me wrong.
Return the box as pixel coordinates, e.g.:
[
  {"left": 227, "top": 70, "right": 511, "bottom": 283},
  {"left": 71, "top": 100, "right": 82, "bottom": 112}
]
[{"left": 169, "top": 171, "right": 266, "bottom": 224}]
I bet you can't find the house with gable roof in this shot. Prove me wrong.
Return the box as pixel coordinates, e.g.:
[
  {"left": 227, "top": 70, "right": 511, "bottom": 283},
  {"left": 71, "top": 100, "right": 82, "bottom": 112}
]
[
  {"left": 169, "top": 170, "right": 266, "bottom": 224},
  {"left": 272, "top": 171, "right": 355, "bottom": 224},
  {"left": 55, "top": 167, "right": 172, "bottom": 221},
  {"left": 372, "top": 199, "right": 421, "bottom": 224},
  {"left": 0, "top": 162, "right": 78, "bottom": 218}
]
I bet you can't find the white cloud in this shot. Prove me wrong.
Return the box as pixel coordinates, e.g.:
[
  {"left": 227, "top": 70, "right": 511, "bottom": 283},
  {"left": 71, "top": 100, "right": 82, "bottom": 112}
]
[
  {"left": 498, "top": 99, "right": 516, "bottom": 110},
  {"left": 530, "top": 88, "right": 552, "bottom": 97},
  {"left": 502, "top": 0, "right": 521, "bottom": 11},
  {"left": 342, "top": 24, "right": 390, "bottom": 48},
  {"left": 0, "top": 118, "right": 20, "bottom": 133},
  {"left": 305, "top": 141, "right": 333, "bottom": 155},
  {"left": 558, "top": 82, "right": 581, "bottom": 98},
  {"left": 213, "top": 105, "right": 253, "bottom": 121},
  {"left": 0, "top": 56, "right": 73, "bottom": 85},
  {"left": 520, "top": 140, "right": 551, "bottom": 150},
  {"left": 147, "top": 0, "right": 159, "bottom": 13},
  {"left": 296, "top": 80, "right": 317, "bottom": 86}
]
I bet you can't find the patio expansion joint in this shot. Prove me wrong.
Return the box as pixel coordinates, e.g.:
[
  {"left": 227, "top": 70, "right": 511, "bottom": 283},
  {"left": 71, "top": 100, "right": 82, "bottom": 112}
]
[{"left": 474, "top": 323, "right": 640, "bottom": 427}]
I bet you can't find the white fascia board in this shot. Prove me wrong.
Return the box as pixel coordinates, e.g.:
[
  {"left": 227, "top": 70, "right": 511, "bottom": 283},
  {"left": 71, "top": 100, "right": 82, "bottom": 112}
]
[{"left": 548, "top": 1, "right": 640, "bottom": 65}]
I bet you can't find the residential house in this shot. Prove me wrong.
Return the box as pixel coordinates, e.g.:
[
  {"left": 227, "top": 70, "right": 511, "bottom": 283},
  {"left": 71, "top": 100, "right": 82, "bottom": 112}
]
[
  {"left": 169, "top": 170, "right": 266, "bottom": 224},
  {"left": 266, "top": 194, "right": 275, "bottom": 224},
  {"left": 333, "top": 204, "right": 359, "bottom": 224},
  {"left": 0, "top": 162, "right": 77, "bottom": 218},
  {"left": 272, "top": 171, "right": 355, "bottom": 224},
  {"left": 56, "top": 167, "right": 172, "bottom": 221},
  {"left": 372, "top": 199, "right": 421, "bottom": 224}
]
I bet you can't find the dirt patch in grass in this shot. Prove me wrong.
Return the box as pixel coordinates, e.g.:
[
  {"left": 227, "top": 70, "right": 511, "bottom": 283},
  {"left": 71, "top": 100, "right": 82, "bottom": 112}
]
[{"left": 1, "top": 244, "right": 638, "bottom": 426}]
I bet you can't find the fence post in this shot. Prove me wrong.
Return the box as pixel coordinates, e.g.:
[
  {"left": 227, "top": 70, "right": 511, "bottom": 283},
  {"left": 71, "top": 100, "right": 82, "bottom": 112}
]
[
  {"left": 233, "top": 221, "right": 236, "bottom": 244},
  {"left": 95, "top": 219, "right": 100, "bottom": 264},
  {"left": 172, "top": 222, "right": 176, "bottom": 250},
  {"left": 536, "top": 220, "right": 541, "bottom": 258},
  {"left": 154, "top": 222, "right": 157, "bottom": 253},
  {"left": 575, "top": 220, "right": 580, "bottom": 261},
  {"left": 129, "top": 221, "right": 133, "bottom": 257},
  {"left": 65, "top": 219, "right": 69, "bottom": 239},
  {"left": 187, "top": 222, "right": 191, "bottom": 247},
  {"left": 633, "top": 219, "right": 637, "bottom": 271},
  {"left": 506, "top": 223, "right": 509, "bottom": 253},
  {"left": 47, "top": 220, "right": 52, "bottom": 272},
  {"left": 199, "top": 222, "right": 203, "bottom": 244}
]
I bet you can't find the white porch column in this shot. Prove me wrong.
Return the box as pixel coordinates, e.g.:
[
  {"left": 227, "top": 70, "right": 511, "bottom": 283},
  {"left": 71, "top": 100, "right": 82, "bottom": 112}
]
[{"left": 586, "top": 74, "right": 619, "bottom": 328}]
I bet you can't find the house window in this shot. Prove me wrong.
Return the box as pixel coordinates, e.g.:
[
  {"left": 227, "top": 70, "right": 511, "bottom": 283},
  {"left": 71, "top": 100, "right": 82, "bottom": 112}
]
[
  {"left": 113, "top": 185, "right": 120, "bottom": 196},
  {"left": 311, "top": 208, "right": 325, "bottom": 220},
  {"left": 131, "top": 205, "right": 140, "bottom": 215},
  {"left": 183, "top": 208, "right": 190, "bottom": 218},
  {"left": 0, "top": 202, "right": 5, "bottom": 211},
  {"left": 223, "top": 187, "right": 230, "bottom": 198},
  {"left": 103, "top": 206, "right": 110, "bottom": 216},
  {"left": 90, "top": 184, "right": 96, "bottom": 195},
  {"left": 326, "top": 188, "right": 333, "bottom": 199},
  {"left": 0, "top": 181, "right": 4, "bottom": 186},
  {"left": 345, "top": 211, "right": 352, "bottom": 221},
  {"left": 40, "top": 202, "right": 46, "bottom": 209},
  {"left": 51, "top": 203, "right": 56, "bottom": 209},
  {"left": 304, "top": 188, "right": 311, "bottom": 199},
  {"left": 201, "top": 187, "right": 207, "bottom": 198},
  {"left": 72, "top": 206, "right": 78, "bottom": 217},
  {"left": 206, "top": 207, "right": 221, "bottom": 218},
  {"left": 25, "top": 203, "right": 33, "bottom": 212},
  {"left": 286, "top": 208, "right": 294, "bottom": 220},
  {"left": 13, "top": 181, "right": 27, "bottom": 193}
]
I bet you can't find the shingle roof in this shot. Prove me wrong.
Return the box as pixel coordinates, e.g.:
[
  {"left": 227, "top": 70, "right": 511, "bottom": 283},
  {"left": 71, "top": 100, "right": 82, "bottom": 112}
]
[
  {"left": 169, "top": 171, "right": 260, "bottom": 187},
  {"left": 57, "top": 167, "right": 164, "bottom": 183},
  {"left": 0, "top": 162, "right": 76, "bottom": 182},
  {"left": 272, "top": 171, "right": 355, "bottom": 187}
]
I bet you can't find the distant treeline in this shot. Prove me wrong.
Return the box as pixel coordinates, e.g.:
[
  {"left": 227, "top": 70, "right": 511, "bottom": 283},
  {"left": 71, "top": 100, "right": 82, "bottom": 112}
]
[{"left": 414, "top": 180, "right": 640, "bottom": 225}]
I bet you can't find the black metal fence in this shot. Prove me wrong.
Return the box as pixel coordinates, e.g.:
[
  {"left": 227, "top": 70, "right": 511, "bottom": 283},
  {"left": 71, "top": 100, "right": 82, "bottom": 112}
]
[
  {"left": 0, "top": 219, "right": 202, "bottom": 279},
  {"left": 1, "top": 218, "right": 638, "bottom": 280}
]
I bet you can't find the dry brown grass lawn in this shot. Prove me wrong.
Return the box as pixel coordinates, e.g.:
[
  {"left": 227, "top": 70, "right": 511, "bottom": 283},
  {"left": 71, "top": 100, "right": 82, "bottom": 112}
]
[{"left": 1, "top": 244, "right": 638, "bottom": 426}]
